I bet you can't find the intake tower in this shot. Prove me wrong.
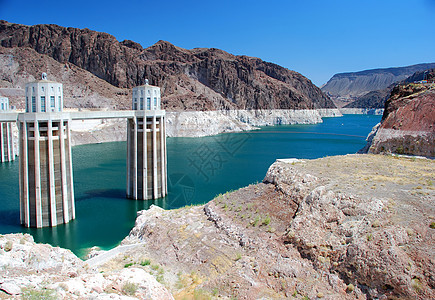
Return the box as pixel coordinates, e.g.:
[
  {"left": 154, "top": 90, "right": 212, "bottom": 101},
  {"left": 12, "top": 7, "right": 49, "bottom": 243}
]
[
  {"left": 19, "top": 74, "right": 75, "bottom": 228},
  {"left": 127, "top": 79, "right": 167, "bottom": 200}
]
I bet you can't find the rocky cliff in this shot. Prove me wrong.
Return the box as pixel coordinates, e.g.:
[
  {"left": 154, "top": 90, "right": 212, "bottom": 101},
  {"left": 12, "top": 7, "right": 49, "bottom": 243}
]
[
  {"left": 362, "top": 78, "right": 435, "bottom": 157},
  {"left": 322, "top": 63, "right": 435, "bottom": 99},
  {"left": 0, "top": 20, "right": 334, "bottom": 111}
]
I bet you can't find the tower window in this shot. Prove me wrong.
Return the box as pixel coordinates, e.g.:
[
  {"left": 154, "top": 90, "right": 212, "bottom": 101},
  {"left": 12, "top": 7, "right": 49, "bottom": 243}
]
[
  {"left": 32, "top": 96, "right": 36, "bottom": 112},
  {"left": 140, "top": 97, "right": 144, "bottom": 110},
  {"left": 154, "top": 97, "right": 157, "bottom": 108},
  {"left": 147, "top": 97, "right": 151, "bottom": 110},
  {"left": 50, "top": 96, "right": 55, "bottom": 108},
  {"left": 41, "top": 96, "right": 46, "bottom": 112}
]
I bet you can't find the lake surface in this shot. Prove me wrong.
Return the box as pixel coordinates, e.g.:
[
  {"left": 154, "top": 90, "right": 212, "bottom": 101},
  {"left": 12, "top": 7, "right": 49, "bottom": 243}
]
[{"left": 0, "top": 114, "right": 380, "bottom": 257}]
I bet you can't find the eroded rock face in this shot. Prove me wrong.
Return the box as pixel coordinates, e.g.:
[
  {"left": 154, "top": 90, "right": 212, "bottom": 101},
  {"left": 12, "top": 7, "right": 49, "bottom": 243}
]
[
  {"left": 0, "top": 20, "right": 334, "bottom": 111},
  {"left": 365, "top": 82, "right": 435, "bottom": 157}
]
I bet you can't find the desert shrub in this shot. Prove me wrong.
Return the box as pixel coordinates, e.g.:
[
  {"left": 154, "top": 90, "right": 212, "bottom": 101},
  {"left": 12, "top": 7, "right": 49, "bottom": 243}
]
[
  {"left": 252, "top": 215, "right": 261, "bottom": 226},
  {"left": 140, "top": 259, "right": 151, "bottom": 266},
  {"left": 21, "top": 287, "right": 57, "bottom": 300},
  {"left": 262, "top": 215, "right": 271, "bottom": 226},
  {"left": 411, "top": 277, "right": 422, "bottom": 293},
  {"left": 122, "top": 281, "right": 138, "bottom": 296},
  {"left": 396, "top": 145, "right": 404, "bottom": 154}
]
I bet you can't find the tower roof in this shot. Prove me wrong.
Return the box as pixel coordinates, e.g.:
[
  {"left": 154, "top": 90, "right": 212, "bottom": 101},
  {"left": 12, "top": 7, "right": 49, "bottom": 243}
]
[{"left": 28, "top": 73, "right": 61, "bottom": 84}]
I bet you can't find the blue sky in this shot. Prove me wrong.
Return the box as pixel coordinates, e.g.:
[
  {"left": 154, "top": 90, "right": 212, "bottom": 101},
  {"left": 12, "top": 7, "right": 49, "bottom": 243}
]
[{"left": 1, "top": 0, "right": 434, "bottom": 86}]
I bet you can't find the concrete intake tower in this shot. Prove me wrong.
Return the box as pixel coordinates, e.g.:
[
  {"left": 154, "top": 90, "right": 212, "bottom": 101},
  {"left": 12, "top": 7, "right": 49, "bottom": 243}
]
[
  {"left": 15, "top": 75, "right": 167, "bottom": 227},
  {"left": 127, "top": 79, "right": 167, "bottom": 200},
  {"left": 19, "top": 74, "right": 75, "bottom": 228}
]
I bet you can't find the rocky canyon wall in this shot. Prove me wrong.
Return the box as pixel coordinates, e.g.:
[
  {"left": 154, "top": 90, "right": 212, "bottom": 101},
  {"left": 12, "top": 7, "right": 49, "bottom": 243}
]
[{"left": 0, "top": 21, "right": 334, "bottom": 112}]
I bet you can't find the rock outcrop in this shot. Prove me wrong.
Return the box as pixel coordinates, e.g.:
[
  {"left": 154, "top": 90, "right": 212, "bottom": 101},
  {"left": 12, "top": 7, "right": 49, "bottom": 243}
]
[
  {"left": 118, "top": 154, "right": 434, "bottom": 299},
  {"left": 0, "top": 20, "right": 334, "bottom": 111},
  {"left": 363, "top": 80, "right": 435, "bottom": 157},
  {"left": 263, "top": 155, "right": 434, "bottom": 299},
  {"left": 0, "top": 234, "right": 173, "bottom": 299}
]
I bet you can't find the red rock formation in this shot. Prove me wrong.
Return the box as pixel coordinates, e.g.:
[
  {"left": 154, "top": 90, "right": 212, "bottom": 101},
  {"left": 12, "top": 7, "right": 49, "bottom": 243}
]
[
  {"left": 382, "top": 84, "right": 435, "bottom": 132},
  {"left": 0, "top": 20, "right": 334, "bottom": 111},
  {"left": 367, "top": 80, "right": 435, "bottom": 157}
]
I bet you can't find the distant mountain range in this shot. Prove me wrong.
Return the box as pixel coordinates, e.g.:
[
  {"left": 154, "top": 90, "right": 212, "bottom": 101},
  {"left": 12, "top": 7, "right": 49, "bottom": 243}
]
[
  {"left": 322, "top": 63, "right": 435, "bottom": 100},
  {"left": 0, "top": 20, "right": 334, "bottom": 111},
  {"left": 343, "top": 66, "right": 435, "bottom": 109}
]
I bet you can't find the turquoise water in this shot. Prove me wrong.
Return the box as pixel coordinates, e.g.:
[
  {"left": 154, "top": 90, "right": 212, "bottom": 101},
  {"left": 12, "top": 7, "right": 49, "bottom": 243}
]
[{"left": 0, "top": 114, "right": 380, "bottom": 257}]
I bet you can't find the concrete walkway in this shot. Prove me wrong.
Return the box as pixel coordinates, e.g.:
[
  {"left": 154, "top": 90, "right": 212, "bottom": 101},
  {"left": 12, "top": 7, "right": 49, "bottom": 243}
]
[{"left": 85, "top": 243, "right": 143, "bottom": 268}]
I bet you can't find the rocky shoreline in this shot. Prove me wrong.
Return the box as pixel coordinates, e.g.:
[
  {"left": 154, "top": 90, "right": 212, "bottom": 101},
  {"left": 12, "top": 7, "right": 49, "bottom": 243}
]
[
  {"left": 1, "top": 154, "right": 433, "bottom": 299},
  {"left": 69, "top": 108, "right": 342, "bottom": 145},
  {"left": 339, "top": 108, "right": 384, "bottom": 115}
]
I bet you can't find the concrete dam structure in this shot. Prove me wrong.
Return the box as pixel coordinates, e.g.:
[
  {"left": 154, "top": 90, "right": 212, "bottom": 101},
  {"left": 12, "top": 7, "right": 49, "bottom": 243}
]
[{"left": 1, "top": 75, "right": 167, "bottom": 228}]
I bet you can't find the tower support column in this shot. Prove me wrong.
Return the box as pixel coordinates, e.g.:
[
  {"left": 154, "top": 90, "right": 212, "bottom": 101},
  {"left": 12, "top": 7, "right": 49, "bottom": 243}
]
[{"left": 126, "top": 111, "right": 166, "bottom": 200}]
